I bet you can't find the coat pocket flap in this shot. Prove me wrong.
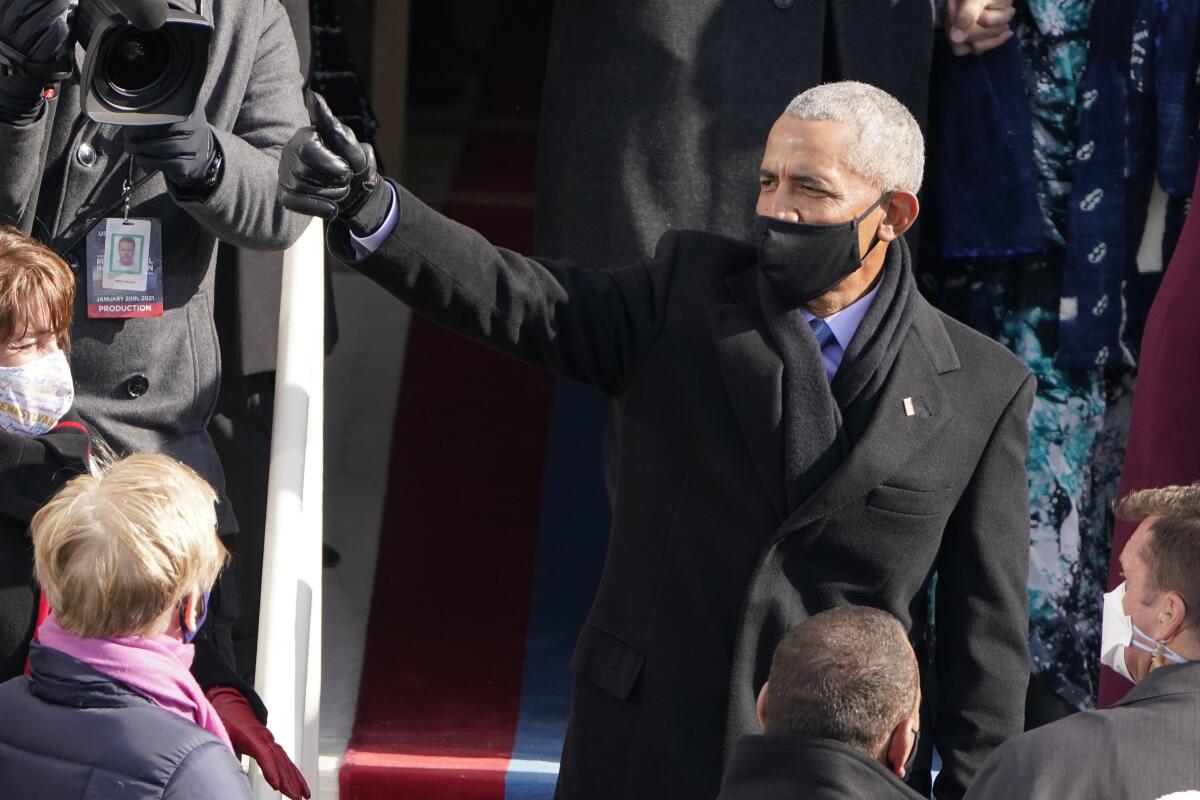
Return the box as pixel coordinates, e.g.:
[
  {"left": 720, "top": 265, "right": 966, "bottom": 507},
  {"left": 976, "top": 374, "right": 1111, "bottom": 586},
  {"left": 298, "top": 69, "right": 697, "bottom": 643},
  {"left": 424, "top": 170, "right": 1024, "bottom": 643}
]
[
  {"left": 866, "top": 484, "right": 954, "bottom": 516},
  {"left": 570, "top": 623, "right": 646, "bottom": 701}
]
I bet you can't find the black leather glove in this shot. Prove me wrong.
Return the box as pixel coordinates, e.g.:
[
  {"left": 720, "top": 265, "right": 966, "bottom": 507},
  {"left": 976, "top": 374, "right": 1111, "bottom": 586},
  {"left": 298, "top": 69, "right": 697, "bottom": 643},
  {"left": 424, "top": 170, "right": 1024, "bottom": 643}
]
[
  {"left": 277, "top": 91, "right": 390, "bottom": 237},
  {"left": 0, "top": 0, "right": 71, "bottom": 124},
  {"left": 124, "top": 104, "right": 221, "bottom": 193},
  {"left": 0, "top": 0, "right": 71, "bottom": 63}
]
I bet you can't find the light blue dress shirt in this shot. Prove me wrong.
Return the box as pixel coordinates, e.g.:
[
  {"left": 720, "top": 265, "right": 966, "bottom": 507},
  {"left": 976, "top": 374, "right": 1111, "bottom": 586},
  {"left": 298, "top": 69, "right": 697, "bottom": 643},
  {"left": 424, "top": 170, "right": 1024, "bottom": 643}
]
[
  {"left": 348, "top": 182, "right": 401, "bottom": 260},
  {"left": 800, "top": 280, "right": 882, "bottom": 381}
]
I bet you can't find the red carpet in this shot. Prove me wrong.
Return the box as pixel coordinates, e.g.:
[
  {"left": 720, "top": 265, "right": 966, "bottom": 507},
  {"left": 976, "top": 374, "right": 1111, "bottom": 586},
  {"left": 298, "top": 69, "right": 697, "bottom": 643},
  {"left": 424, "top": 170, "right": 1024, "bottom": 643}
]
[{"left": 339, "top": 4, "right": 556, "bottom": 798}]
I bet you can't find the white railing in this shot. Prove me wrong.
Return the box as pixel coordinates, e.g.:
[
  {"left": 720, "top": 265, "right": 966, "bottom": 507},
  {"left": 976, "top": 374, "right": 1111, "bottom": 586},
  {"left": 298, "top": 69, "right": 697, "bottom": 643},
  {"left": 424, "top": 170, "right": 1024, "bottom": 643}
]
[{"left": 254, "top": 217, "right": 326, "bottom": 799}]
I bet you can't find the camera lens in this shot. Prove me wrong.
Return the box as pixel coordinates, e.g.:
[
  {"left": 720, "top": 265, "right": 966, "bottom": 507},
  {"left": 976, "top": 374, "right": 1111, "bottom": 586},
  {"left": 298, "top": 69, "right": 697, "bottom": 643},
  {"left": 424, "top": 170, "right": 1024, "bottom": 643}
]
[
  {"left": 94, "top": 24, "right": 191, "bottom": 112},
  {"left": 106, "top": 32, "right": 170, "bottom": 93}
]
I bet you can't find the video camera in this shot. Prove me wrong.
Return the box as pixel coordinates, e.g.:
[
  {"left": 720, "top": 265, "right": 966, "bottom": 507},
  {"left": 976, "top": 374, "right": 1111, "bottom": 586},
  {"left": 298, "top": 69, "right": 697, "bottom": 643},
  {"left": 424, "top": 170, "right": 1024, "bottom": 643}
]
[{"left": 0, "top": 0, "right": 212, "bottom": 126}]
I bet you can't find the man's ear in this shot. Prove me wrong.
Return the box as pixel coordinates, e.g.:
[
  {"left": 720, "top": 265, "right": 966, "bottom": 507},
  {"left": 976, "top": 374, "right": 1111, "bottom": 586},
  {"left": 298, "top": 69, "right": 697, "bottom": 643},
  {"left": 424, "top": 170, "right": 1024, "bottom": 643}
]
[
  {"left": 1155, "top": 592, "right": 1188, "bottom": 643},
  {"left": 756, "top": 682, "right": 769, "bottom": 732},
  {"left": 182, "top": 591, "right": 201, "bottom": 634},
  {"left": 885, "top": 714, "right": 918, "bottom": 779},
  {"left": 877, "top": 192, "right": 919, "bottom": 242}
]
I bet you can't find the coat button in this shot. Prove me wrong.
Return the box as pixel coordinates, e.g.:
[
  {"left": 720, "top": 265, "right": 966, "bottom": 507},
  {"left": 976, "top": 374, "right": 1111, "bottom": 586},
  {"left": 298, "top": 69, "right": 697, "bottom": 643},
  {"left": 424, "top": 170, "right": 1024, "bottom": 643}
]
[
  {"left": 76, "top": 143, "right": 98, "bottom": 168},
  {"left": 774, "top": 0, "right": 794, "bottom": 7},
  {"left": 125, "top": 374, "right": 150, "bottom": 398}
]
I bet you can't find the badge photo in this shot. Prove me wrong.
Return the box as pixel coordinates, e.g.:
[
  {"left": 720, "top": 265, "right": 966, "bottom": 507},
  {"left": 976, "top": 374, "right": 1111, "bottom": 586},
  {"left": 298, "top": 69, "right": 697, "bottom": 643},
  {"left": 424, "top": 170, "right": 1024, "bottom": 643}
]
[{"left": 101, "top": 218, "right": 152, "bottom": 293}]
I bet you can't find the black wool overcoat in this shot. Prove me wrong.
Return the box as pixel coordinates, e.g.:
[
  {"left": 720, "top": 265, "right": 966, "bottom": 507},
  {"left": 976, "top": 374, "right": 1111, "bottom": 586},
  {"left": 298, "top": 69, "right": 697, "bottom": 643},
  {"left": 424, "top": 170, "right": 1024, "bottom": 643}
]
[{"left": 334, "top": 185, "right": 1035, "bottom": 800}]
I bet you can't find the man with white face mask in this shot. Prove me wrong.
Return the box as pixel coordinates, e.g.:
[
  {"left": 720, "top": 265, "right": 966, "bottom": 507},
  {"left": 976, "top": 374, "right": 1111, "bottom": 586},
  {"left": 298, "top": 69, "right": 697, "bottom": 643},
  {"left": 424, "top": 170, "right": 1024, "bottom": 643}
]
[{"left": 965, "top": 484, "right": 1200, "bottom": 800}]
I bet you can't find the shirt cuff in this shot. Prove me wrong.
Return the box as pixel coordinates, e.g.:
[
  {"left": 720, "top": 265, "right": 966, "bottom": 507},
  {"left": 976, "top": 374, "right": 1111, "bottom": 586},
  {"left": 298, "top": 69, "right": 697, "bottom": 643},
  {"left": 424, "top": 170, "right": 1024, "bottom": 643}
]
[{"left": 348, "top": 182, "right": 399, "bottom": 259}]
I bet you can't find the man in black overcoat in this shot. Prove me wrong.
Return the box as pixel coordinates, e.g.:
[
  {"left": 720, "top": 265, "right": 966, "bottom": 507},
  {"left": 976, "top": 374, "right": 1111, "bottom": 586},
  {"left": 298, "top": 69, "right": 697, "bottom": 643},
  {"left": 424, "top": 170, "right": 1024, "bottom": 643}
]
[{"left": 278, "top": 81, "right": 1035, "bottom": 800}]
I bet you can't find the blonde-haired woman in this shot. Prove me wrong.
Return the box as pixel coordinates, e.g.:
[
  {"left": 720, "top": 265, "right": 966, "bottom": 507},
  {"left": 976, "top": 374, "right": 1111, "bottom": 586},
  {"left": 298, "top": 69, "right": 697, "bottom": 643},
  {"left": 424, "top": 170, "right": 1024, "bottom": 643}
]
[{"left": 0, "top": 454, "right": 303, "bottom": 799}]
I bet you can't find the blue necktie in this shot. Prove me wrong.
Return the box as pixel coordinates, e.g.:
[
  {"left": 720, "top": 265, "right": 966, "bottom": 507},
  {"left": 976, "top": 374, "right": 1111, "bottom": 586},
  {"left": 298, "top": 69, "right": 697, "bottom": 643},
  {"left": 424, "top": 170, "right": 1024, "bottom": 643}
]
[
  {"left": 809, "top": 317, "right": 837, "bottom": 353},
  {"left": 809, "top": 317, "right": 838, "bottom": 381}
]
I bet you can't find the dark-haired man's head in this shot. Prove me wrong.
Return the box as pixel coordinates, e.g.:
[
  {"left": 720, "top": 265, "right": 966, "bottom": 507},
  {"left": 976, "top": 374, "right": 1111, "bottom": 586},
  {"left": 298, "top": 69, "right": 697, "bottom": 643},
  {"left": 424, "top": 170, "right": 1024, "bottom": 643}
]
[{"left": 756, "top": 606, "right": 920, "bottom": 778}]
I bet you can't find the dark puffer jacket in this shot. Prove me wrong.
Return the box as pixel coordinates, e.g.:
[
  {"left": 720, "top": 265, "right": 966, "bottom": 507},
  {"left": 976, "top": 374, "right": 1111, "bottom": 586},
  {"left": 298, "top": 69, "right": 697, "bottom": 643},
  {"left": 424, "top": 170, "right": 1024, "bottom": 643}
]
[{"left": 0, "top": 642, "right": 253, "bottom": 799}]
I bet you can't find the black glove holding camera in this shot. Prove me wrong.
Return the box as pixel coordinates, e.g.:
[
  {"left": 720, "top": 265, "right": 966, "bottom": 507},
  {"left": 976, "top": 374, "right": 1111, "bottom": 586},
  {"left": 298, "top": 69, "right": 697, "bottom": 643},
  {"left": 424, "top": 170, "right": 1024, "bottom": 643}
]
[
  {"left": 124, "top": 104, "right": 222, "bottom": 196},
  {"left": 277, "top": 92, "right": 390, "bottom": 238},
  {"left": 0, "top": 0, "right": 71, "bottom": 125}
]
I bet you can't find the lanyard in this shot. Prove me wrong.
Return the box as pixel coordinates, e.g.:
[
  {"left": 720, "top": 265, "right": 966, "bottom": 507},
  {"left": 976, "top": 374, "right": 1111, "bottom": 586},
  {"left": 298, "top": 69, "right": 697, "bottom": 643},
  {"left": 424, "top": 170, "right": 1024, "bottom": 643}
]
[{"left": 57, "top": 160, "right": 156, "bottom": 259}]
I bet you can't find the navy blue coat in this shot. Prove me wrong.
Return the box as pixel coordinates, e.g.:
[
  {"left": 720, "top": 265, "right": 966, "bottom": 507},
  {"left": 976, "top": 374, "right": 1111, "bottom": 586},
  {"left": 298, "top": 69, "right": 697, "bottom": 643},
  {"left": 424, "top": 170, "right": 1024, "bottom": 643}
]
[{"left": 0, "top": 642, "right": 253, "bottom": 799}]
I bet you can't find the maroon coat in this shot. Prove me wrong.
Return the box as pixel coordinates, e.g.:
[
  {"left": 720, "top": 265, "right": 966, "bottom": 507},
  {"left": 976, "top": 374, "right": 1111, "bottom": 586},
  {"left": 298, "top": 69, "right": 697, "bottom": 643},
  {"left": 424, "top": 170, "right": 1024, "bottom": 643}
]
[{"left": 1101, "top": 165, "right": 1200, "bottom": 707}]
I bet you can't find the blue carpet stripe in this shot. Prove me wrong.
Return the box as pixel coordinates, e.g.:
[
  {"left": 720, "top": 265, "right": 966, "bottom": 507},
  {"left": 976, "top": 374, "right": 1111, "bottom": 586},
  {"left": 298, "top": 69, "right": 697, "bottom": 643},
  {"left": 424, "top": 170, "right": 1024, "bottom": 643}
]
[{"left": 505, "top": 381, "right": 612, "bottom": 799}]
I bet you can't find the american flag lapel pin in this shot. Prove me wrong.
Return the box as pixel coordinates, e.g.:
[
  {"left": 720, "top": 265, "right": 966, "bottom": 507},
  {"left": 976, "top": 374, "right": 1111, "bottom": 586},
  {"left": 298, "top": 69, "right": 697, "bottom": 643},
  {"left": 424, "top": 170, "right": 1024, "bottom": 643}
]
[{"left": 903, "top": 397, "right": 916, "bottom": 417}]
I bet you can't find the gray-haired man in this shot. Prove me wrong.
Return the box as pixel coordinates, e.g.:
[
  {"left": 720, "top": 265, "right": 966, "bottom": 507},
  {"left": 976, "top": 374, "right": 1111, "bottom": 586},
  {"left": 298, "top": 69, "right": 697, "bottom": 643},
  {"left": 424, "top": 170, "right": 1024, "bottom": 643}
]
[
  {"left": 279, "top": 81, "right": 1036, "bottom": 800},
  {"left": 718, "top": 606, "right": 925, "bottom": 800}
]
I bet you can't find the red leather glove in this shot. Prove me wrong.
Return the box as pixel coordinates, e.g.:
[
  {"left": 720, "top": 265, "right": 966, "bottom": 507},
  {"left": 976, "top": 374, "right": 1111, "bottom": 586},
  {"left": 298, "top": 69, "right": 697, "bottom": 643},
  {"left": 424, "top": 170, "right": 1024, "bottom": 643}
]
[{"left": 207, "top": 686, "right": 312, "bottom": 800}]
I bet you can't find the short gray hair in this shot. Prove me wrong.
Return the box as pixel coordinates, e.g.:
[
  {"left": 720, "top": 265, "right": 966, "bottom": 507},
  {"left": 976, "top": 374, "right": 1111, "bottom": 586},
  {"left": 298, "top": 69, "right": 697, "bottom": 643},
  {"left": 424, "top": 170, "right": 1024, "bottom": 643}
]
[
  {"left": 763, "top": 606, "right": 918, "bottom": 756},
  {"left": 784, "top": 81, "right": 924, "bottom": 194}
]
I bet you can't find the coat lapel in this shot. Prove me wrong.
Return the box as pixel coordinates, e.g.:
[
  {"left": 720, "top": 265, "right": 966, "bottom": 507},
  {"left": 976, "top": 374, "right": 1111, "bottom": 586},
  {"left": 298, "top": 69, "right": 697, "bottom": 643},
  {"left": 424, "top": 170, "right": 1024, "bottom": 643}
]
[
  {"left": 774, "top": 304, "right": 958, "bottom": 542},
  {"left": 710, "top": 271, "right": 788, "bottom": 520}
]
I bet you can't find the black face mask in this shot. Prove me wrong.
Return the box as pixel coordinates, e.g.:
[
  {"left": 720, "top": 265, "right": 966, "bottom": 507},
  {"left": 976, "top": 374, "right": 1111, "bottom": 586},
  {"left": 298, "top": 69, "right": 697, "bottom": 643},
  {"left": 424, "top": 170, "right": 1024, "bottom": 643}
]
[{"left": 753, "top": 193, "right": 890, "bottom": 307}]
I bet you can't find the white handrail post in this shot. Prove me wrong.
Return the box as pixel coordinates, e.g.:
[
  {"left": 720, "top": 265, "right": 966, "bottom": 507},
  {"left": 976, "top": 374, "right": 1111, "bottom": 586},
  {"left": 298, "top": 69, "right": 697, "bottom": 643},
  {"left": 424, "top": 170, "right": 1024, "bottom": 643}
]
[
  {"left": 253, "top": 217, "right": 325, "bottom": 799},
  {"left": 300, "top": 223, "right": 325, "bottom": 785}
]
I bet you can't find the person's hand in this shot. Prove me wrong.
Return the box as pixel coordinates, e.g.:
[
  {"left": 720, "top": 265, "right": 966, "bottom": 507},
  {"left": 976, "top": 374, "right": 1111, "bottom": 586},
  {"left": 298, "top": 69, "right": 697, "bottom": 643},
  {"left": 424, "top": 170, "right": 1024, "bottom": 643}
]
[
  {"left": 0, "top": 0, "right": 71, "bottom": 65},
  {"left": 124, "top": 105, "right": 220, "bottom": 192},
  {"left": 207, "top": 686, "right": 312, "bottom": 800},
  {"left": 945, "top": 0, "right": 1016, "bottom": 56},
  {"left": 278, "top": 91, "right": 390, "bottom": 237}
]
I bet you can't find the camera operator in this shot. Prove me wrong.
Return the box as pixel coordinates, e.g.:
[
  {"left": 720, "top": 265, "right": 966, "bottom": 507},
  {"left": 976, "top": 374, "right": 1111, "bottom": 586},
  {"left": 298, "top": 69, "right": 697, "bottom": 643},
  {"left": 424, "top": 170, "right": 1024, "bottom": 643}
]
[{"left": 0, "top": 1, "right": 311, "bottom": 796}]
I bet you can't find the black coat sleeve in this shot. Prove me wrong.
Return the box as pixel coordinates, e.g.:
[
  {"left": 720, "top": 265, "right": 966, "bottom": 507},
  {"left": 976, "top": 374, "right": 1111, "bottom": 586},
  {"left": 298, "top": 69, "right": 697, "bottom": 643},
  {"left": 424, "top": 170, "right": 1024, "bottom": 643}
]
[
  {"left": 331, "top": 182, "right": 677, "bottom": 396},
  {"left": 0, "top": 410, "right": 91, "bottom": 527},
  {"left": 933, "top": 373, "right": 1035, "bottom": 800}
]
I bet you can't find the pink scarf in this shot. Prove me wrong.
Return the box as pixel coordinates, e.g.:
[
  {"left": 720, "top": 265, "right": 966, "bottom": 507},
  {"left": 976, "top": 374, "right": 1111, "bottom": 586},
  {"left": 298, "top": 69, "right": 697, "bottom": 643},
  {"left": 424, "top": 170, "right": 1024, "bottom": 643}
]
[{"left": 37, "top": 614, "right": 234, "bottom": 752}]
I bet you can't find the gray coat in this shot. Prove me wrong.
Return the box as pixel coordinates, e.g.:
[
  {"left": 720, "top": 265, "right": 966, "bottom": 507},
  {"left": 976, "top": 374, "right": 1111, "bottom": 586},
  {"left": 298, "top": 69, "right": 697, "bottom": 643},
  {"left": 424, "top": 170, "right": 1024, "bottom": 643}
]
[
  {"left": 330, "top": 184, "right": 1034, "bottom": 800},
  {"left": 534, "top": 0, "right": 934, "bottom": 267},
  {"left": 0, "top": 0, "right": 309, "bottom": 530},
  {"left": 214, "top": 0, "right": 313, "bottom": 382},
  {"left": 965, "top": 660, "right": 1200, "bottom": 800}
]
